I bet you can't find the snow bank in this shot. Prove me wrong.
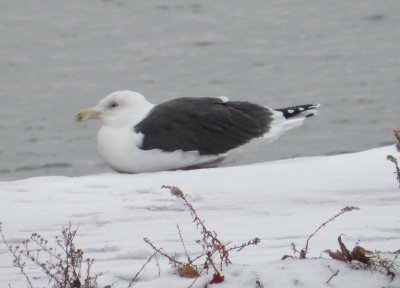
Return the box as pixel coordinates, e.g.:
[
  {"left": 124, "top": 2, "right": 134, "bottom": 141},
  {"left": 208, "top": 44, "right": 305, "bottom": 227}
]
[{"left": 1, "top": 146, "right": 399, "bottom": 287}]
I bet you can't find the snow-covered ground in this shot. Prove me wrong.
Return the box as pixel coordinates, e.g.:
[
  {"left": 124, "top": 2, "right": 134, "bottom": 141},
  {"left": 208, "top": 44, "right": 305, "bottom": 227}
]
[{"left": 1, "top": 146, "right": 399, "bottom": 287}]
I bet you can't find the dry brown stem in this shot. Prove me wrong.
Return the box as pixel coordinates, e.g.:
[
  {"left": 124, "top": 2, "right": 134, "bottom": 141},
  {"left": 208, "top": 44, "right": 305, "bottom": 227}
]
[{"left": 300, "top": 206, "right": 359, "bottom": 259}]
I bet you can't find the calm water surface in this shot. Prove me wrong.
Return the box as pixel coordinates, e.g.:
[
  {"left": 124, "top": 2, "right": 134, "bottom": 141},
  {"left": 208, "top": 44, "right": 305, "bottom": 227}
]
[{"left": 1, "top": 1, "right": 399, "bottom": 180}]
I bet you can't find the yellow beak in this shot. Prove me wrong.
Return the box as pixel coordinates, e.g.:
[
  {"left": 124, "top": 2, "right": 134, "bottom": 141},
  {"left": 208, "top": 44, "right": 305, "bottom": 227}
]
[{"left": 75, "top": 108, "right": 102, "bottom": 122}]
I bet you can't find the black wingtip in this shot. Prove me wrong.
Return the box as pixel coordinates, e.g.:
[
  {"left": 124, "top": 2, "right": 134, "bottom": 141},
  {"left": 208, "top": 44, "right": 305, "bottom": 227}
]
[{"left": 276, "top": 104, "right": 320, "bottom": 119}]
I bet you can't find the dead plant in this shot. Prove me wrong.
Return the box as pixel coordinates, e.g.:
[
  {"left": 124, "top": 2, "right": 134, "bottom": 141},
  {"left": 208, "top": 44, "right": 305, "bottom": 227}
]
[
  {"left": 0, "top": 223, "right": 100, "bottom": 288},
  {"left": 387, "top": 129, "right": 400, "bottom": 189},
  {"left": 283, "top": 206, "right": 359, "bottom": 260},
  {"left": 144, "top": 185, "right": 260, "bottom": 284},
  {"left": 325, "top": 236, "right": 399, "bottom": 280}
]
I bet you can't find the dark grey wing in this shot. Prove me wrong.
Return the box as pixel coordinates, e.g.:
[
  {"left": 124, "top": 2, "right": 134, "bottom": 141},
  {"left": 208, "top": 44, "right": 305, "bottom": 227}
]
[{"left": 134, "top": 97, "right": 273, "bottom": 155}]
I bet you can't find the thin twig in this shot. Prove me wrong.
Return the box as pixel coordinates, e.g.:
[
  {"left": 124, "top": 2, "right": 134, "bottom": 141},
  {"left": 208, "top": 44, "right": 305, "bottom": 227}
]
[
  {"left": 144, "top": 237, "right": 184, "bottom": 268},
  {"left": 126, "top": 251, "right": 158, "bottom": 288},
  {"left": 301, "top": 206, "right": 359, "bottom": 259},
  {"left": 226, "top": 237, "right": 261, "bottom": 252},
  {"left": 326, "top": 269, "right": 339, "bottom": 284},
  {"left": 177, "top": 225, "right": 191, "bottom": 264},
  {"left": 0, "top": 224, "right": 34, "bottom": 288}
]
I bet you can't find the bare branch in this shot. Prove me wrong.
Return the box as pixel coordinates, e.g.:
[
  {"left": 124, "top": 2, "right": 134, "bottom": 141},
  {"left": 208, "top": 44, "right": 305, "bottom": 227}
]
[
  {"left": 0, "top": 224, "right": 34, "bottom": 288},
  {"left": 177, "top": 225, "right": 191, "bottom": 264},
  {"left": 326, "top": 269, "right": 339, "bottom": 284},
  {"left": 301, "top": 206, "right": 359, "bottom": 259},
  {"left": 126, "top": 251, "right": 158, "bottom": 288}
]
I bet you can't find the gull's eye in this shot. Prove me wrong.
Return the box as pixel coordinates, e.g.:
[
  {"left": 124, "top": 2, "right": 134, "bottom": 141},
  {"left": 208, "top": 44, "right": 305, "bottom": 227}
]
[{"left": 109, "top": 102, "right": 118, "bottom": 109}]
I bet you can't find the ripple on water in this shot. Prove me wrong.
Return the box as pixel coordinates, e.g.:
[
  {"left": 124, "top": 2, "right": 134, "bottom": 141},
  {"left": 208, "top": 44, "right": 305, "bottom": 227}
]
[
  {"left": 15, "top": 162, "right": 72, "bottom": 172},
  {"left": 0, "top": 169, "right": 11, "bottom": 174},
  {"left": 364, "top": 14, "right": 385, "bottom": 22},
  {"left": 194, "top": 41, "right": 216, "bottom": 47}
]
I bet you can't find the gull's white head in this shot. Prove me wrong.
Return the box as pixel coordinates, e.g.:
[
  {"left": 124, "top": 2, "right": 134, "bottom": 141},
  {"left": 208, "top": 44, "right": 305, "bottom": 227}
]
[{"left": 75, "top": 90, "right": 153, "bottom": 126}]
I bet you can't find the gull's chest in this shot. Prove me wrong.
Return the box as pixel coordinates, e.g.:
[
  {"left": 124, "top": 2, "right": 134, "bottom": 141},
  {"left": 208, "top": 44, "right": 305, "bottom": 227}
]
[{"left": 97, "top": 126, "right": 144, "bottom": 172}]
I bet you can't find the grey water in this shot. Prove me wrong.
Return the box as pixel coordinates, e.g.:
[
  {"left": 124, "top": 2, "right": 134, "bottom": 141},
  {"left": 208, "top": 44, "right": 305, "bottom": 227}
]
[{"left": 1, "top": 0, "right": 399, "bottom": 181}]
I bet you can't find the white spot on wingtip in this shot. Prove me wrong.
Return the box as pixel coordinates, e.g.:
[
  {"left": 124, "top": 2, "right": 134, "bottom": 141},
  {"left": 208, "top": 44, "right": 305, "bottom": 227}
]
[
  {"left": 288, "top": 109, "right": 294, "bottom": 113},
  {"left": 298, "top": 107, "right": 304, "bottom": 111}
]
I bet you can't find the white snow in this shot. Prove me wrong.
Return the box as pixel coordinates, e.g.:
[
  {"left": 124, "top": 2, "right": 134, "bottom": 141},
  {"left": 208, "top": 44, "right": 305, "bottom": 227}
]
[{"left": 1, "top": 146, "right": 399, "bottom": 287}]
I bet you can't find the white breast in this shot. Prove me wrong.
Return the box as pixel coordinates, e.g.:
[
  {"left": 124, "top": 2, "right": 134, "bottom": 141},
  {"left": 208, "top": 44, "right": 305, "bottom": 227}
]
[{"left": 97, "top": 126, "right": 139, "bottom": 173}]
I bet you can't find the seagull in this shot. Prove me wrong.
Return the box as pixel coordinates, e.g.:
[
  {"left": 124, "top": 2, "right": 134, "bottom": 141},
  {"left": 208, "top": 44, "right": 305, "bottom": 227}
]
[{"left": 76, "top": 90, "right": 319, "bottom": 173}]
